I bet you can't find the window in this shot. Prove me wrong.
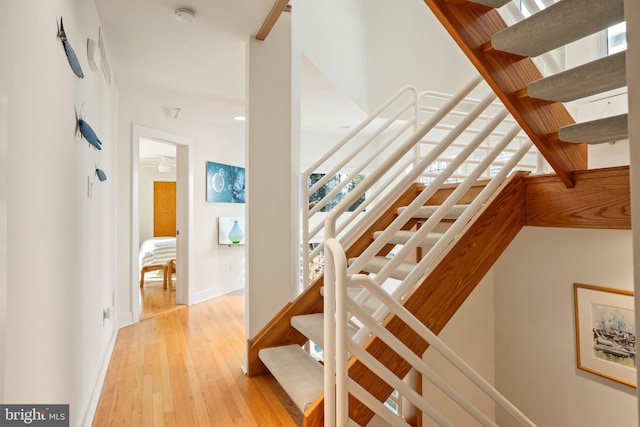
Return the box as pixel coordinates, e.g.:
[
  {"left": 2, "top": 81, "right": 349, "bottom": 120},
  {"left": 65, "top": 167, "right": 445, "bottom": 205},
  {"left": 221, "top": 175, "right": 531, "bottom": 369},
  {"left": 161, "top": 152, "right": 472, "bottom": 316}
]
[
  {"left": 607, "top": 22, "right": 627, "bottom": 54},
  {"left": 308, "top": 173, "right": 366, "bottom": 212},
  {"left": 515, "top": 0, "right": 547, "bottom": 18}
]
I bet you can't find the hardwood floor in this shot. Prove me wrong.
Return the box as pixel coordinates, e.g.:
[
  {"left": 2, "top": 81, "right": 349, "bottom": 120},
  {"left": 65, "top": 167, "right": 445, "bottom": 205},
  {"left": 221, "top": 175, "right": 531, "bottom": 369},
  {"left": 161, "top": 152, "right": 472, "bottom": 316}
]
[
  {"left": 92, "top": 290, "right": 297, "bottom": 426},
  {"left": 139, "top": 279, "right": 178, "bottom": 321}
]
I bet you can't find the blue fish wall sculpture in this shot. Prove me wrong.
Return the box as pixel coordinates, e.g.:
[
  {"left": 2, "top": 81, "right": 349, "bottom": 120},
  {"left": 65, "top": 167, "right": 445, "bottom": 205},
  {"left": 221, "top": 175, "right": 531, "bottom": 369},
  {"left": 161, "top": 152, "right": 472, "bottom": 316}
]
[
  {"left": 95, "top": 168, "right": 107, "bottom": 182},
  {"left": 57, "top": 17, "right": 84, "bottom": 78},
  {"left": 78, "top": 118, "right": 102, "bottom": 150}
]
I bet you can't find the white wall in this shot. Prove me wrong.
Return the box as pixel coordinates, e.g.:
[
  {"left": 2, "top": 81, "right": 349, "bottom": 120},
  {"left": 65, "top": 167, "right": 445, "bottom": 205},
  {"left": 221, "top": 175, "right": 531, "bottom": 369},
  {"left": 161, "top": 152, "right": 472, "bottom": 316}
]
[
  {"left": 364, "top": 0, "right": 477, "bottom": 110},
  {"left": 494, "top": 227, "right": 636, "bottom": 427},
  {"left": 0, "top": 0, "right": 8, "bottom": 404},
  {"left": 3, "top": 0, "right": 117, "bottom": 424},
  {"left": 246, "top": 13, "right": 301, "bottom": 338},
  {"left": 422, "top": 273, "right": 496, "bottom": 426},
  {"left": 296, "top": 0, "right": 476, "bottom": 116},
  {"left": 115, "top": 92, "right": 246, "bottom": 323},
  {"left": 296, "top": 0, "right": 370, "bottom": 112}
]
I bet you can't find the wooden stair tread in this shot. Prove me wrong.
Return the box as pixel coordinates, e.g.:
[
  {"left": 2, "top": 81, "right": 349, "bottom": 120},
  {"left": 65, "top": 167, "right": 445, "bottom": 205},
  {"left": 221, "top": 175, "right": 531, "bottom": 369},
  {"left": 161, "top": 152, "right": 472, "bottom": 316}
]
[{"left": 258, "top": 345, "right": 324, "bottom": 413}]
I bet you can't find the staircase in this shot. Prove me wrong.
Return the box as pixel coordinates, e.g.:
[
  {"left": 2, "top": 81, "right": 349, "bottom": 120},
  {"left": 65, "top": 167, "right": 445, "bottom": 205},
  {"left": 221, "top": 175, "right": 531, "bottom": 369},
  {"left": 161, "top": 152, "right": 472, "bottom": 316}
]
[{"left": 248, "top": 0, "right": 629, "bottom": 425}]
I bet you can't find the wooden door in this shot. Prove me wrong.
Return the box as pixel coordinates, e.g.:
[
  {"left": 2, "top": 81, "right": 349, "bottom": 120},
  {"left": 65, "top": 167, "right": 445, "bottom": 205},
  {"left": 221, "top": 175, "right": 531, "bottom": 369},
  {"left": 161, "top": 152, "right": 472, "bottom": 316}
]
[{"left": 154, "top": 181, "right": 176, "bottom": 237}]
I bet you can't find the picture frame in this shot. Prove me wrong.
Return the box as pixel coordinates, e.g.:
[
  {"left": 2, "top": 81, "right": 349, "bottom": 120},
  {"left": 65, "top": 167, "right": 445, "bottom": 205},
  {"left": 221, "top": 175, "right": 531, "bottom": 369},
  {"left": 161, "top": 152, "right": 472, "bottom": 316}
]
[
  {"left": 206, "top": 161, "right": 245, "bottom": 203},
  {"left": 218, "top": 216, "right": 245, "bottom": 245},
  {"left": 573, "top": 283, "right": 636, "bottom": 387}
]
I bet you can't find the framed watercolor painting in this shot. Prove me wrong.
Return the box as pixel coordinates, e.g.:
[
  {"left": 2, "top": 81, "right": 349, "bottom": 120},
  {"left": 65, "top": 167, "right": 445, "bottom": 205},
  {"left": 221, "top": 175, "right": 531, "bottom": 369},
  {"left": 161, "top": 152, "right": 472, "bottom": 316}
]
[{"left": 573, "top": 283, "right": 636, "bottom": 387}]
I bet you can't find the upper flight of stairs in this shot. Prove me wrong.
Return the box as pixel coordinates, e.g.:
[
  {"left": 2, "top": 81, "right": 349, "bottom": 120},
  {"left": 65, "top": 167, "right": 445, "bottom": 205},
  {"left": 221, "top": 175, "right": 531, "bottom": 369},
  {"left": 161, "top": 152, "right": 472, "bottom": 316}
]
[
  {"left": 426, "top": 0, "right": 628, "bottom": 187},
  {"left": 249, "top": 0, "right": 631, "bottom": 425}
]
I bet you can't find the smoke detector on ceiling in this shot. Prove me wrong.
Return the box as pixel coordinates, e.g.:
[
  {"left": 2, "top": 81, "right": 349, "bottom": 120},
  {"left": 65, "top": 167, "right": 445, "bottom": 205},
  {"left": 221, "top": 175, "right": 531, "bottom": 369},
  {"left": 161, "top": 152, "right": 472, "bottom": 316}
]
[{"left": 174, "top": 7, "right": 196, "bottom": 23}]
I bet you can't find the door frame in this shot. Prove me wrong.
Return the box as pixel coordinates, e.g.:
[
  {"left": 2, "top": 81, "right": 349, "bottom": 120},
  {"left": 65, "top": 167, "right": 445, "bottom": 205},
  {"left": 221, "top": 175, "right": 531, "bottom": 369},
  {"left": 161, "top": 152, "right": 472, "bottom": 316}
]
[{"left": 131, "top": 125, "right": 193, "bottom": 322}]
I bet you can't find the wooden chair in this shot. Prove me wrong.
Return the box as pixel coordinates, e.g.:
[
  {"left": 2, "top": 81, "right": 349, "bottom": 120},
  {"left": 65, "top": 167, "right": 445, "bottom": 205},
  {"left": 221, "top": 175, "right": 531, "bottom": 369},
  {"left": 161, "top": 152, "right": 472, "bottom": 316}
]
[
  {"left": 140, "top": 264, "right": 169, "bottom": 290},
  {"left": 167, "top": 259, "right": 176, "bottom": 290}
]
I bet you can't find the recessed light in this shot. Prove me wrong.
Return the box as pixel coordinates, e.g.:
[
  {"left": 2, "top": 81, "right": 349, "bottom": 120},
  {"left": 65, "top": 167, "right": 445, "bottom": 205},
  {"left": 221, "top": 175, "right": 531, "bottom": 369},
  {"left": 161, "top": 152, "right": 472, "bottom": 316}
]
[
  {"left": 174, "top": 8, "right": 196, "bottom": 23},
  {"left": 233, "top": 116, "right": 246, "bottom": 121}
]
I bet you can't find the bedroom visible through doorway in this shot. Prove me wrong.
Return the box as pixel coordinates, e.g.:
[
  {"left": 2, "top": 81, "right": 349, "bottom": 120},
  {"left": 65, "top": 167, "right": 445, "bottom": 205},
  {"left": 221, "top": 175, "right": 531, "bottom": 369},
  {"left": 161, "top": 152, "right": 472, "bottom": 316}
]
[{"left": 139, "top": 139, "right": 179, "bottom": 319}]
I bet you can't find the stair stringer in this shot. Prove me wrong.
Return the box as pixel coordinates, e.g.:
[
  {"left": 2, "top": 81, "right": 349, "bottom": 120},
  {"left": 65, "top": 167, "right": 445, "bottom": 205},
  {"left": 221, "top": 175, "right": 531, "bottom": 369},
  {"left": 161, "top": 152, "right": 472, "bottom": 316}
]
[{"left": 304, "top": 171, "right": 529, "bottom": 427}]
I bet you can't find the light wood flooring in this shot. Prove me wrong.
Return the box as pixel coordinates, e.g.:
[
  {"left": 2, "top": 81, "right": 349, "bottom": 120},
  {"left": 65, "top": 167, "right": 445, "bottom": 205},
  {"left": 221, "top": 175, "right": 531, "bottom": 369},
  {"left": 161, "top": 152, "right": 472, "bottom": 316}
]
[
  {"left": 139, "top": 279, "right": 179, "bottom": 321},
  {"left": 92, "top": 289, "right": 297, "bottom": 426}
]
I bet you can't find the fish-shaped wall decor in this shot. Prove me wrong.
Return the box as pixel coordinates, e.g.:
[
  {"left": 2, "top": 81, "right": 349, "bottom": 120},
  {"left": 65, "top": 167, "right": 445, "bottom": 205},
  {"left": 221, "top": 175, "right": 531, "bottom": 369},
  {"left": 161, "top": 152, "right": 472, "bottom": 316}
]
[
  {"left": 75, "top": 108, "right": 102, "bottom": 150},
  {"left": 57, "top": 17, "right": 84, "bottom": 78},
  {"left": 95, "top": 167, "right": 107, "bottom": 182}
]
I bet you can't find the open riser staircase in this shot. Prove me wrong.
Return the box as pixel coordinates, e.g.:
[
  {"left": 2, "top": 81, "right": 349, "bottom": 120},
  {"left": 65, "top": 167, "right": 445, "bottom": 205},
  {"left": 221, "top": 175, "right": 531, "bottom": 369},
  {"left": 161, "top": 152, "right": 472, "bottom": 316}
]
[{"left": 248, "top": 0, "right": 629, "bottom": 425}]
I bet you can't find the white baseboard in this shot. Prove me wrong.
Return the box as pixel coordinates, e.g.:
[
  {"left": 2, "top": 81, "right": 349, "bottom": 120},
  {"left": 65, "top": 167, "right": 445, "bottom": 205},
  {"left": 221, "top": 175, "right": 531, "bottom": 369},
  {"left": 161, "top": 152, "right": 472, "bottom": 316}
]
[
  {"left": 77, "top": 327, "right": 117, "bottom": 427},
  {"left": 192, "top": 284, "right": 244, "bottom": 305}
]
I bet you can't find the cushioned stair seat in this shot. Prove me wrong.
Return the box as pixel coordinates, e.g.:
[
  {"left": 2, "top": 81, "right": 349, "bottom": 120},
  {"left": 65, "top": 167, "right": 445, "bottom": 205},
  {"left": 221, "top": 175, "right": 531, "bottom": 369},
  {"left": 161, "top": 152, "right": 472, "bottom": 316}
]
[
  {"left": 491, "top": 0, "right": 624, "bottom": 57},
  {"left": 558, "top": 114, "right": 628, "bottom": 144},
  {"left": 528, "top": 51, "right": 626, "bottom": 103},
  {"left": 258, "top": 345, "right": 324, "bottom": 412}
]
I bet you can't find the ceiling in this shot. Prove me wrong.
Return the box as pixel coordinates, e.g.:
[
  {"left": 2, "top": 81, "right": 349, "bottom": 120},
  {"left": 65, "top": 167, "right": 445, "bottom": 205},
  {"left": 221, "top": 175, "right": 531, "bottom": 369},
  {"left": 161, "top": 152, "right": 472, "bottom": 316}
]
[{"left": 94, "top": 0, "right": 366, "bottom": 139}]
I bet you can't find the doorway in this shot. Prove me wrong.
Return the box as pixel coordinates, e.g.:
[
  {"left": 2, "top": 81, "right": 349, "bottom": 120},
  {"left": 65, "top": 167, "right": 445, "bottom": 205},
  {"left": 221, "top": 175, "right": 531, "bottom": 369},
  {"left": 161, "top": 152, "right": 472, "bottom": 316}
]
[
  {"left": 139, "top": 141, "right": 177, "bottom": 319},
  {"left": 131, "top": 125, "right": 192, "bottom": 323}
]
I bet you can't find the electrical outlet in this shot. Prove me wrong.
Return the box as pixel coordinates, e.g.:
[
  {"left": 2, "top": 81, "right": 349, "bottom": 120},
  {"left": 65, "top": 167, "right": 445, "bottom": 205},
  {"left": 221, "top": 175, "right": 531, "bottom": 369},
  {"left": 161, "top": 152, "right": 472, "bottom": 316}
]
[{"left": 103, "top": 307, "right": 110, "bottom": 326}]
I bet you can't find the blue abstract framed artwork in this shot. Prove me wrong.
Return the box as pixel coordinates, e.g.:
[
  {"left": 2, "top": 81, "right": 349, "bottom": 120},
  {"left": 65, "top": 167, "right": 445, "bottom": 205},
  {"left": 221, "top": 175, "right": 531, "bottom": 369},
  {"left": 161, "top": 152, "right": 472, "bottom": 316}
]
[{"left": 206, "top": 161, "right": 245, "bottom": 203}]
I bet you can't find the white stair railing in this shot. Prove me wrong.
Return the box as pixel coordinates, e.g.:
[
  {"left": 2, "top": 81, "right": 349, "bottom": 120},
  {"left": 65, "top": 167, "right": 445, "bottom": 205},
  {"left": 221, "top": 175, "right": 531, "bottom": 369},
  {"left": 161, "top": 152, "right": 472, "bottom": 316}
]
[
  {"left": 324, "top": 239, "right": 537, "bottom": 427},
  {"left": 316, "top": 77, "right": 536, "bottom": 425},
  {"left": 301, "top": 76, "right": 537, "bottom": 290},
  {"left": 302, "top": 85, "right": 419, "bottom": 287}
]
